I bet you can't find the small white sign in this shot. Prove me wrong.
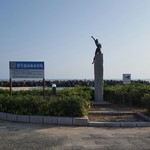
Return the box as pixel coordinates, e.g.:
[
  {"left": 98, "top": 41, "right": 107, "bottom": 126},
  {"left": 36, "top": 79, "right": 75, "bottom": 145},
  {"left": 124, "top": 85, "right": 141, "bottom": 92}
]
[{"left": 123, "top": 74, "right": 131, "bottom": 84}]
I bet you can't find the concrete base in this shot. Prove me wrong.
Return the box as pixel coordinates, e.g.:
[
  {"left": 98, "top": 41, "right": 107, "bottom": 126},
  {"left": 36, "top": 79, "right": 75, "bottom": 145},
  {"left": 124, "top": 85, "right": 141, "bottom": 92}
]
[{"left": 94, "top": 53, "right": 103, "bottom": 102}]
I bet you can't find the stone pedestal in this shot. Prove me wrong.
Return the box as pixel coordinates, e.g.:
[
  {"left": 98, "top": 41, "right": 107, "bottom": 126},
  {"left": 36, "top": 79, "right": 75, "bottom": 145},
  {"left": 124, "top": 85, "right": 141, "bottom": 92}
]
[{"left": 94, "top": 53, "right": 103, "bottom": 102}]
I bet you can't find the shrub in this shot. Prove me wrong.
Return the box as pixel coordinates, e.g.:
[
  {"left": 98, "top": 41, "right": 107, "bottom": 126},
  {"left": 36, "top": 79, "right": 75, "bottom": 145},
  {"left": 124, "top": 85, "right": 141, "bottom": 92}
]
[
  {"left": 104, "top": 84, "right": 150, "bottom": 106},
  {"left": 0, "top": 89, "right": 9, "bottom": 96},
  {"left": 56, "top": 85, "right": 92, "bottom": 108},
  {"left": 0, "top": 86, "right": 91, "bottom": 117},
  {"left": 0, "top": 94, "right": 43, "bottom": 115},
  {"left": 47, "top": 96, "right": 87, "bottom": 117},
  {"left": 141, "top": 94, "right": 150, "bottom": 112}
]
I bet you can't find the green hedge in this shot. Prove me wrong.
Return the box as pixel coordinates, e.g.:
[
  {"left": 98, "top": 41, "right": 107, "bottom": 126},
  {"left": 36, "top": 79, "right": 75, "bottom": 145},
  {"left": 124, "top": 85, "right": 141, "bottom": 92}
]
[
  {"left": 141, "top": 93, "right": 150, "bottom": 112},
  {"left": 1, "top": 84, "right": 149, "bottom": 116},
  {"left": 104, "top": 84, "right": 150, "bottom": 106},
  {"left": 0, "top": 86, "right": 92, "bottom": 117}
]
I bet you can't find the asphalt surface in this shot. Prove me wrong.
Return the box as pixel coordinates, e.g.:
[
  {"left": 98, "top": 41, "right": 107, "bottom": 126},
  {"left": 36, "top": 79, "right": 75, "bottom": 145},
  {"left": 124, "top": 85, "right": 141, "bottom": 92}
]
[{"left": 1, "top": 120, "right": 150, "bottom": 150}]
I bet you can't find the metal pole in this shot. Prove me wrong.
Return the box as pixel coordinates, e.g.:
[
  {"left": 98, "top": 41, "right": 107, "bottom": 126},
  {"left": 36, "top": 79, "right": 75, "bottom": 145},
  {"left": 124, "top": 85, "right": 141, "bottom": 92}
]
[
  {"left": 9, "top": 78, "right": 12, "bottom": 96},
  {"left": 43, "top": 78, "right": 45, "bottom": 99}
]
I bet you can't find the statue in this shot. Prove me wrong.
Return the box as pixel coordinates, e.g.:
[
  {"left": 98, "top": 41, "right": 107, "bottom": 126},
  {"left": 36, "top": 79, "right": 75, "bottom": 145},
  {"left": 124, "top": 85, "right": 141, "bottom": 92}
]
[
  {"left": 91, "top": 36, "right": 103, "bottom": 102},
  {"left": 91, "top": 36, "right": 102, "bottom": 64}
]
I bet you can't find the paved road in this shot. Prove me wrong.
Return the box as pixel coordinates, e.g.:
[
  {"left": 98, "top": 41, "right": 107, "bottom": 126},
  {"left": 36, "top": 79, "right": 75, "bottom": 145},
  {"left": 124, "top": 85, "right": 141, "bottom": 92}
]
[{"left": 0, "top": 120, "right": 150, "bottom": 150}]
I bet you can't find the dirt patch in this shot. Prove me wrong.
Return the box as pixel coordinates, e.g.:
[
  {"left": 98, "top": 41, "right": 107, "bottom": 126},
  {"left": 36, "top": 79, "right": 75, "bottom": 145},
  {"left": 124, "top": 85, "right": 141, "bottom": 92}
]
[
  {"left": 88, "top": 114, "right": 144, "bottom": 122},
  {"left": 88, "top": 104, "right": 147, "bottom": 113},
  {"left": 88, "top": 104, "right": 147, "bottom": 122}
]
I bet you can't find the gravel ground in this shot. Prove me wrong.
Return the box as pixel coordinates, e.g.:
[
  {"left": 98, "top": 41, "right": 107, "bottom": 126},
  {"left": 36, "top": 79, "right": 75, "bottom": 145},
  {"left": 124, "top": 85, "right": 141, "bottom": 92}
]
[
  {"left": 88, "top": 104, "right": 147, "bottom": 112},
  {"left": 88, "top": 104, "right": 147, "bottom": 122},
  {"left": 1, "top": 119, "right": 150, "bottom": 150},
  {"left": 88, "top": 114, "right": 144, "bottom": 122}
]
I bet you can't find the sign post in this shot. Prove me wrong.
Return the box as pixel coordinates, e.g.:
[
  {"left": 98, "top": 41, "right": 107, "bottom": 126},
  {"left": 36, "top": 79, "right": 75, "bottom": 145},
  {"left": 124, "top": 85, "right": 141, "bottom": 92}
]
[
  {"left": 123, "top": 74, "right": 131, "bottom": 105},
  {"left": 9, "top": 61, "right": 45, "bottom": 97},
  {"left": 43, "top": 78, "right": 45, "bottom": 98},
  {"left": 9, "top": 78, "right": 12, "bottom": 96}
]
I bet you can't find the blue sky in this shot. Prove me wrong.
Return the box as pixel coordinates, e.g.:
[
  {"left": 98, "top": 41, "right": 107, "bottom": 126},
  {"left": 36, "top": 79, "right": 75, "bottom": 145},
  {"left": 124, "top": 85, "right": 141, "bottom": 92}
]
[{"left": 0, "top": 0, "right": 150, "bottom": 80}]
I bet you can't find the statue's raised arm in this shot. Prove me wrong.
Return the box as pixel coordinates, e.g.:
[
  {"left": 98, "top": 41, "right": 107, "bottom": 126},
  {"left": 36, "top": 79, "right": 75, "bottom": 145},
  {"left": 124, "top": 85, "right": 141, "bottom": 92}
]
[
  {"left": 91, "top": 36, "right": 96, "bottom": 41},
  {"left": 91, "top": 36, "right": 102, "bottom": 50}
]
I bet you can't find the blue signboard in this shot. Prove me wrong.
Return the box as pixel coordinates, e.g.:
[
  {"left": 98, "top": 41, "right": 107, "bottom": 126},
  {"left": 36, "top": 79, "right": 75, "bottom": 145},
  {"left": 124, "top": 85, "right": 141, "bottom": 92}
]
[
  {"left": 10, "top": 61, "right": 44, "bottom": 69},
  {"left": 9, "top": 61, "right": 44, "bottom": 78}
]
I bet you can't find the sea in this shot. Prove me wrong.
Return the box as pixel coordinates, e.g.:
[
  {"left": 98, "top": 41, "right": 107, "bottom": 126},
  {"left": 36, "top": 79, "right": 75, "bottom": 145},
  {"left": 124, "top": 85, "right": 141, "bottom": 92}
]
[
  {"left": 0, "top": 78, "right": 150, "bottom": 82},
  {"left": 0, "top": 78, "right": 149, "bottom": 91},
  {"left": 0, "top": 79, "right": 92, "bottom": 81}
]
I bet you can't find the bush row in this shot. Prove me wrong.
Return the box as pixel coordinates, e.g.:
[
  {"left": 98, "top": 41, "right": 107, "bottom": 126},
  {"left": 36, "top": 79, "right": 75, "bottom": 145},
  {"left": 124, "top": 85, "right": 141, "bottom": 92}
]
[
  {"left": 0, "top": 86, "right": 92, "bottom": 117},
  {"left": 104, "top": 84, "right": 150, "bottom": 107},
  {"left": 0, "top": 84, "right": 150, "bottom": 116}
]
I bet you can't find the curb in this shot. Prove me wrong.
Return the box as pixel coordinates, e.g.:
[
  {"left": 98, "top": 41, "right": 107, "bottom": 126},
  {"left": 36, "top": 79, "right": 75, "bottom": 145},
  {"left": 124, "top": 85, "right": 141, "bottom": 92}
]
[
  {"left": 0, "top": 111, "right": 150, "bottom": 127},
  {"left": 0, "top": 112, "right": 88, "bottom": 126},
  {"left": 88, "top": 121, "right": 150, "bottom": 127},
  {"left": 88, "top": 111, "right": 150, "bottom": 127}
]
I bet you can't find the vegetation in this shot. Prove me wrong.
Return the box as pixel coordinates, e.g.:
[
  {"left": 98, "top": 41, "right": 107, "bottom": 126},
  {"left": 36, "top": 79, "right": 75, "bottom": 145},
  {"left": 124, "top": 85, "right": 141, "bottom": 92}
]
[
  {"left": 104, "top": 84, "right": 150, "bottom": 115},
  {"left": 0, "top": 86, "right": 92, "bottom": 117},
  {"left": 0, "top": 83, "right": 150, "bottom": 116},
  {"left": 141, "top": 93, "right": 150, "bottom": 112}
]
